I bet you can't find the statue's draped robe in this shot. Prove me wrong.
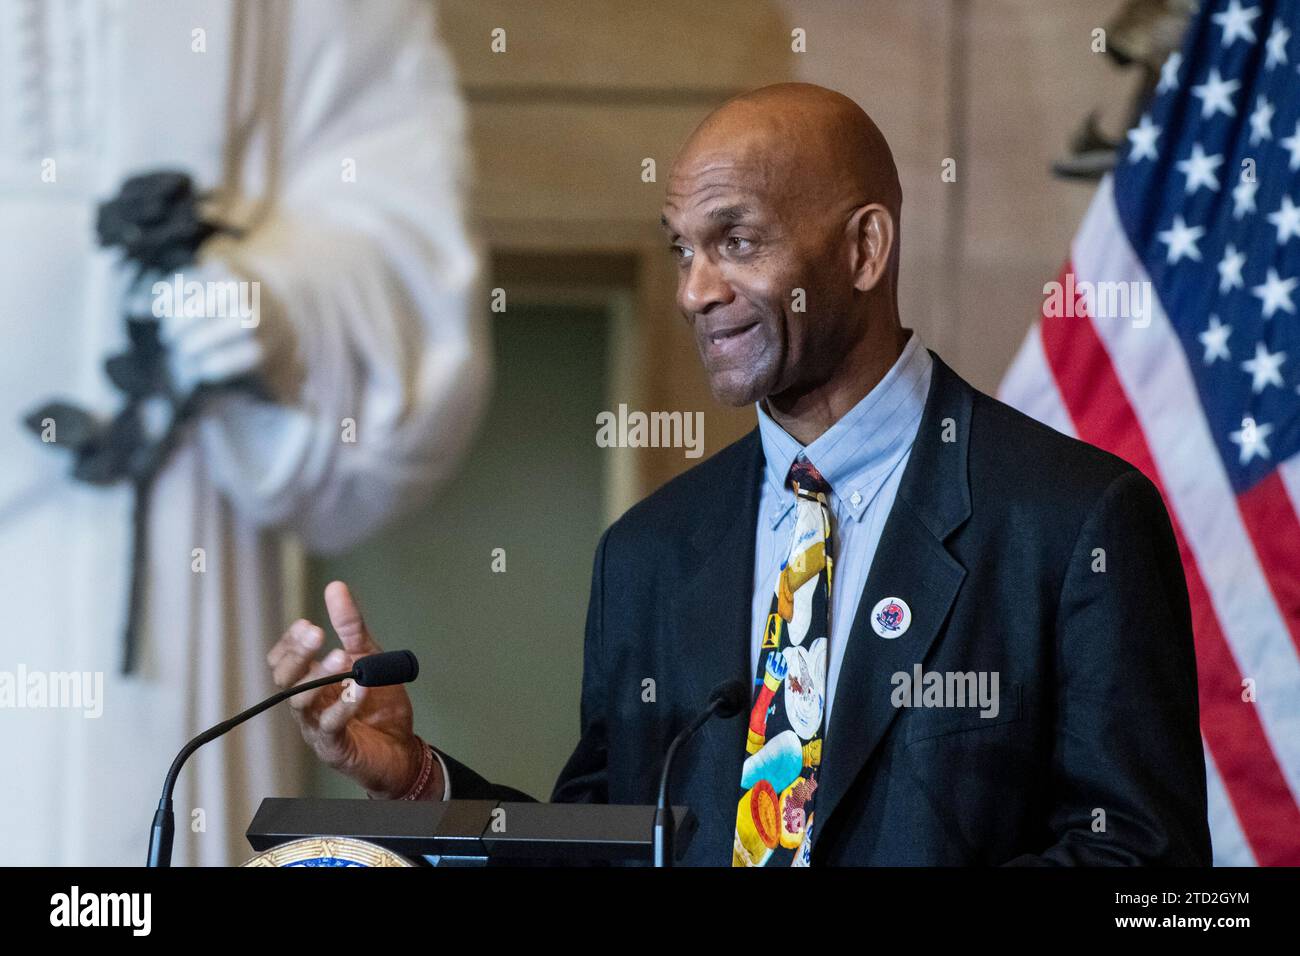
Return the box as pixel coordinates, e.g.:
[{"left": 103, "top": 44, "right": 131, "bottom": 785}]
[{"left": 0, "top": 0, "right": 487, "bottom": 865}]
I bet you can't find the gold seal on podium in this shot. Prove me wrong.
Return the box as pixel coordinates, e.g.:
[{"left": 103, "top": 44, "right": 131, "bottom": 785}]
[{"left": 241, "top": 837, "right": 415, "bottom": 867}]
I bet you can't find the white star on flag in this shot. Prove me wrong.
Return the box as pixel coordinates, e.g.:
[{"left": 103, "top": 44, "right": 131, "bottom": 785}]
[
  {"left": 1199, "top": 315, "right": 1232, "bottom": 364},
  {"left": 1127, "top": 114, "right": 1161, "bottom": 162},
  {"left": 1158, "top": 51, "right": 1182, "bottom": 93},
  {"left": 1265, "top": 21, "right": 1291, "bottom": 70},
  {"left": 1212, "top": 1, "right": 1261, "bottom": 47},
  {"left": 1191, "top": 68, "right": 1241, "bottom": 118},
  {"left": 1232, "top": 175, "right": 1259, "bottom": 218},
  {"left": 1218, "top": 244, "right": 1247, "bottom": 293},
  {"left": 1268, "top": 195, "right": 1300, "bottom": 244},
  {"left": 1177, "top": 143, "right": 1224, "bottom": 193},
  {"left": 1241, "top": 341, "right": 1287, "bottom": 393},
  {"left": 1249, "top": 95, "right": 1275, "bottom": 144},
  {"left": 1228, "top": 416, "right": 1274, "bottom": 464},
  {"left": 1281, "top": 121, "right": 1300, "bottom": 170},
  {"left": 1252, "top": 267, "right": 1298, "bottom": 318},
  {"left": 1158, "top": 215, "right": 1205, "bottom": 263}
]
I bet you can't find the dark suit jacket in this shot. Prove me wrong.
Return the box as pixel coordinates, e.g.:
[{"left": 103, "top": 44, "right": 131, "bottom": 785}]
[{"left": 439, "top": 351, "right": 1212, "bottom": 866}]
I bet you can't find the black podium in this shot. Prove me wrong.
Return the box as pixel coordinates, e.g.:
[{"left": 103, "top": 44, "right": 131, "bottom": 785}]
[{"left": 246, "top": 798, "right": 697, "bottom": 866}]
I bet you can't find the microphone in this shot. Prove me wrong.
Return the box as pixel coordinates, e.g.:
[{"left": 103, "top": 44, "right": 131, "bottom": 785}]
[
  {"left": 353, "top": 648, "right": 418, "bottom": 687},
  {"left": 146, "top": 649, "right": 419, "bottom": 867},
  {"left": 653, "top": 678, "right": 748, "bottom": 868}
]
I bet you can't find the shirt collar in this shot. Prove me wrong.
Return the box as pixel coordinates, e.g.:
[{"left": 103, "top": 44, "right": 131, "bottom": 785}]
[{"left": 756, "top": 329, "right": 933, "bottom": 528}]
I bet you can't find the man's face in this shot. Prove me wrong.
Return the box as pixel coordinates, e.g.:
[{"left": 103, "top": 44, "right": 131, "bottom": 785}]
[{"left": 661, "top": 148, "right": 852, "bottom": 407}]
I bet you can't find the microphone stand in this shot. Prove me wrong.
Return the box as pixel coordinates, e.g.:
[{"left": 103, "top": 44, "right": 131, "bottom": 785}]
[
  {"left": 147, "top": 670, "right": 350, "bottom": 868},
  {"left": 654, "top": 697, "right": 729, "bottom": 869}
]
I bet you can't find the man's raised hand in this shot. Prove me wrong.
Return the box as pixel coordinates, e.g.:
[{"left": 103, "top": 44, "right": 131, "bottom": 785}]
[{"left": 267, "top": 581, "right": 437, "bottom": 799}]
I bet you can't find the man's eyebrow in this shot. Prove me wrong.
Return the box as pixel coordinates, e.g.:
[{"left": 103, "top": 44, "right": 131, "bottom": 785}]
[
  {"left": 706, "top": 203, "right": 755, "bottom": 225},
  {"left": 659, "top": 204, "right": 757, "bottom": 236}
]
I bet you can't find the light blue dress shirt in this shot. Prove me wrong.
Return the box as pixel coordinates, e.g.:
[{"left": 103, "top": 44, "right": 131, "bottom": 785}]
[{"left": 751, "top": 331, "right": 933, "bottom": 730}]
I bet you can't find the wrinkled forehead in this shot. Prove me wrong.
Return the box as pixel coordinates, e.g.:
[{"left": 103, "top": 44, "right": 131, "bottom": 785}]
[{"left": 662, "top": 134, "right": 812, "bottom": 232}]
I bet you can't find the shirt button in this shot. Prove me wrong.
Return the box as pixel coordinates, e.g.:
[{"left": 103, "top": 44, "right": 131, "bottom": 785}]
[{"left": 850, "top": 491, "right": 862, "bottom": 507}]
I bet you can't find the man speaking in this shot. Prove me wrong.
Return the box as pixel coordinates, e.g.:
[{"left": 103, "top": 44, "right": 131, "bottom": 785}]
[{"left": 267, "top": 83, "right": 1211, "bottom": 866}]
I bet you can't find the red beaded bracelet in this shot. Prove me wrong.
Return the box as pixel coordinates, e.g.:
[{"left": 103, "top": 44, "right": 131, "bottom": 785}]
[
  {"left": 397, "top": 737, "right": 435, "bottom": 801},
  {"left": 364, "top": 736, "right": 434, "bottom": 801}
]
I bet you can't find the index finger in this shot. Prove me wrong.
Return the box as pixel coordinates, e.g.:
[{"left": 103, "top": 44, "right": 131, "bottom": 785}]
[{"left": 323, "top": 581, "right": 382, "bottom": 656}]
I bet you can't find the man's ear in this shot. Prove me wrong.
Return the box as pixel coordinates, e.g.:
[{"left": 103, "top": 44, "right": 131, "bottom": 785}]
[{"left": 848, "top": 203, "right": 895, "bottom": 293}]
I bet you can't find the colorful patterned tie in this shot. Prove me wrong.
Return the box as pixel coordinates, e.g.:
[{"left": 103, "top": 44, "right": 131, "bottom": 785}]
[{"left": 733, "top": 456, "right": 832, "bottom": 867}]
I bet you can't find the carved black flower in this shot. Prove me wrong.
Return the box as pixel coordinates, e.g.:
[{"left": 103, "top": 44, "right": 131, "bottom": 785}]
[
  {"left": 23, "top": 399, "right": 146, "bottom": 486},
  {"left": 28, "top": 169, "right": 245, "bottom": 672},
  {"left": 27, "top": 171, "right": 238, "bottom": 482},
  {"left": 95, "top": 171, "right": 220, "bottom": 276}
]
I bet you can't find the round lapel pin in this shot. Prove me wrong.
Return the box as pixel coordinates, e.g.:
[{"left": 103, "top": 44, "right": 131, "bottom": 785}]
[{"left": 870, "top": 596, "right": 911, "bottom": 639}]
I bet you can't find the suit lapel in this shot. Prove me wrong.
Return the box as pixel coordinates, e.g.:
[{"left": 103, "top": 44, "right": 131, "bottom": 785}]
[
  {"left": 815, "top": 353, "right": 974, "bottom": 840},
  {"left": 670, "top": 430, "right": 762, "bottom": 846}
]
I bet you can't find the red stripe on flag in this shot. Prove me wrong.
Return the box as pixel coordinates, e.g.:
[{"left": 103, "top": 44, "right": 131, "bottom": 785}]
[
  {"left": 1237, "top": 472, "right": 1300, "bottom": 661},
  {"left": 1040, "top": 261, "right": 1300, "bottom": 866}
]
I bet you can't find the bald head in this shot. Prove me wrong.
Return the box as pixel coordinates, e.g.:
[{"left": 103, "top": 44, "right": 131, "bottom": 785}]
[
  {"left": 661, "top": 83, "right": 907, "bottom": 420},
  {"left": 676, "top": 82, "right": 901, "bottom": 228}
]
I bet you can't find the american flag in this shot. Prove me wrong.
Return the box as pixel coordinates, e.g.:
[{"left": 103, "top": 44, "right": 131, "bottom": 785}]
[{"left": 1000, "top": 0, "right": 1300, "bottom": 865}]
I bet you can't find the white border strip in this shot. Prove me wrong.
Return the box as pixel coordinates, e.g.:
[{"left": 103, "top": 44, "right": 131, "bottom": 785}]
[
  {"left": 1205, "top": 744, "right": 1257, "bottom": 866},
  {"left": 998, "top": 323, "right": 1079, "bottom": 439}
]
